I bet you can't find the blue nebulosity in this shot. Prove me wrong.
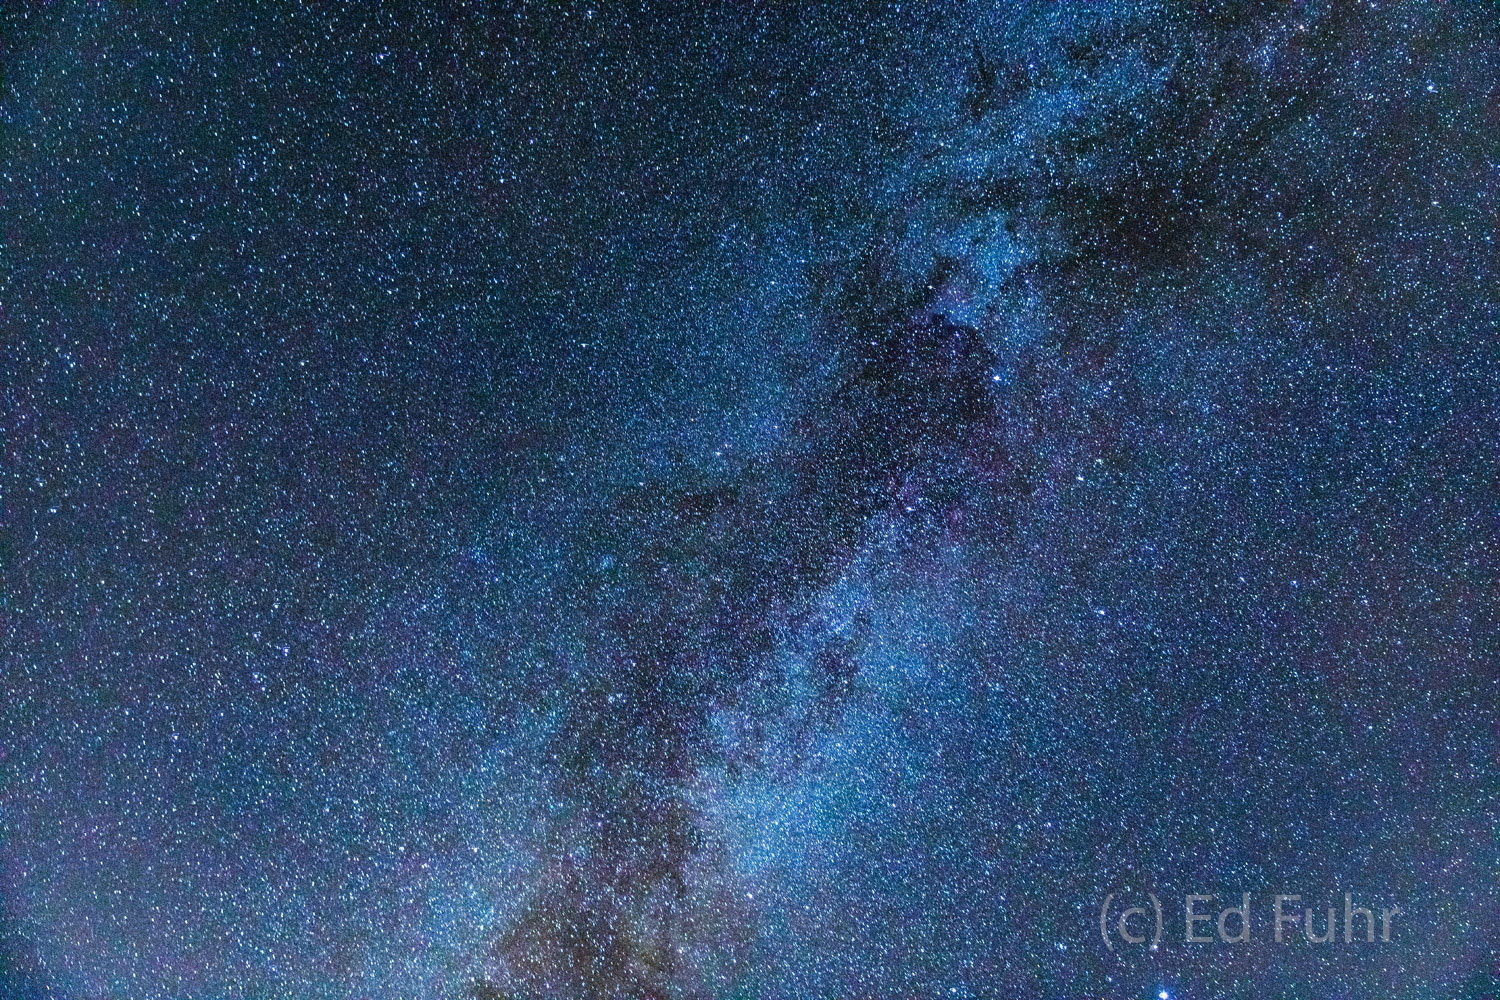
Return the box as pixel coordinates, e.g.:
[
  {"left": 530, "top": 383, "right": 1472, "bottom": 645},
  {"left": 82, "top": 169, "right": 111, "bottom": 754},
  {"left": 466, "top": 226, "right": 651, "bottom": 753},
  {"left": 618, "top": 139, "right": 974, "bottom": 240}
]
[{"left": 2, "top": 2, "right": 1498, "bottom": 999}]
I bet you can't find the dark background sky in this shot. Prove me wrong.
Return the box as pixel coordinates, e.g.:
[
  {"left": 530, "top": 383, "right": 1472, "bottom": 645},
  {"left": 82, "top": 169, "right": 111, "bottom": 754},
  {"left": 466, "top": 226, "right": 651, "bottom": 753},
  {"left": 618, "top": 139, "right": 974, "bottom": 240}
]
[{"left": 4, "top": 3, "right": 1499, "bottom": 999}]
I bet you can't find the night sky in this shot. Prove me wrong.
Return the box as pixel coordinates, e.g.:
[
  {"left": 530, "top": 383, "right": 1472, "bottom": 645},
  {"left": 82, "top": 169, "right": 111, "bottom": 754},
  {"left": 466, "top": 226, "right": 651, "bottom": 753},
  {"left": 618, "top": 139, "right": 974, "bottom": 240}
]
[{"left": 3, "top": 3, "right": 1499, "bottom": 999}]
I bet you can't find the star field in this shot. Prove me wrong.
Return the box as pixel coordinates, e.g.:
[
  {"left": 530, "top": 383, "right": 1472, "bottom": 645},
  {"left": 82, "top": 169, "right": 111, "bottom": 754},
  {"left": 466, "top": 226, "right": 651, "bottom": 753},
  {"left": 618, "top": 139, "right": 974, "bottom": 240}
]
[{"left": 3, "top": 3, "right": 1498, "bottom": 999}]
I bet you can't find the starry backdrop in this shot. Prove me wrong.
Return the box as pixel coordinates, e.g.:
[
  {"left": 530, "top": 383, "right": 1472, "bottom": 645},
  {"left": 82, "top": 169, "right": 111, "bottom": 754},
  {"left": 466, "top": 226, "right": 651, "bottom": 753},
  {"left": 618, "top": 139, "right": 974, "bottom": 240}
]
[{"left": 2, "top": 2, "right": 1498, "bottom": 999}]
